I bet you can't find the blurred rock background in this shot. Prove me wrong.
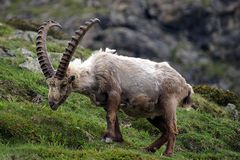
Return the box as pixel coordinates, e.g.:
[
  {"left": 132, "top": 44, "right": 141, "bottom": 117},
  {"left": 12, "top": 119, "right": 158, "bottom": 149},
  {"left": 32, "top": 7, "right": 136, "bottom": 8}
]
[{"left": 0, "top": 0, "right": 239, "bottom": 93}]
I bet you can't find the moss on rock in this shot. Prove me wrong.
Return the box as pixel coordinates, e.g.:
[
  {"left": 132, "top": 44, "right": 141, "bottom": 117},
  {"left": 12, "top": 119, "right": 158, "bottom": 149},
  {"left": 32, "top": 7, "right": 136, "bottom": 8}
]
[
  {"left": 5, "top": 18, "right": 68, "bottom": 40},
  {"left": 193, "top": 85, "right": 240, "bottom": 111}
]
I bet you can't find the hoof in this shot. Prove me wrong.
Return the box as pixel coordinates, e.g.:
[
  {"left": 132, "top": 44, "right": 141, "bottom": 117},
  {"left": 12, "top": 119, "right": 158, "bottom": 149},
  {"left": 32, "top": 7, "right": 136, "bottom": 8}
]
[
  {"left": 144, "top": 147, "right": 156, "bottom": 153},
  {"left": 115, "top": 135, "right": 124, "bottom": 143},
  {"left": 101, "top": 136, "right": 124, "bottom": 143},
  {"left": 163, "top": 151, "right": 173, "bottom": 157},
  {"left": 102, "top": 132, "right": 124, "bottom": 143},
  {"left": 101, "top": 137, "right": 113, "bottom": 143}
]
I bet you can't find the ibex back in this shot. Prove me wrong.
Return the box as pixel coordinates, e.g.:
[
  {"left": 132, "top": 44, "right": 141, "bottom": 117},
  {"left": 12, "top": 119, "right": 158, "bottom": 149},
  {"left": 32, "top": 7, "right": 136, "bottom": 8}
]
[{"left": 36, "top": 18, "right": 193, "bottom": 157}]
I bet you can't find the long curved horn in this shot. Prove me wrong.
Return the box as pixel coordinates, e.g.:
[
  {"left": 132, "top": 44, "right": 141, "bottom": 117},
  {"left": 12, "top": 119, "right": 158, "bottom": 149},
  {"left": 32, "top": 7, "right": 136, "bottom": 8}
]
[
  {"left": 36, "top": 20, "right": 62, "bottom": 79},
  {"left": 54, "top": 18, "right": 100, "bottom": 80}
]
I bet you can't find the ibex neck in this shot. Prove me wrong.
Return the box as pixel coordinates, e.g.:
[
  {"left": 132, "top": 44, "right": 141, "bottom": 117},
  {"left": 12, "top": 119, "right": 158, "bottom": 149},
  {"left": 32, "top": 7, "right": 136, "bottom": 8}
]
[{"left": 68, "top": 58, "right": 96, "bottom": 93}]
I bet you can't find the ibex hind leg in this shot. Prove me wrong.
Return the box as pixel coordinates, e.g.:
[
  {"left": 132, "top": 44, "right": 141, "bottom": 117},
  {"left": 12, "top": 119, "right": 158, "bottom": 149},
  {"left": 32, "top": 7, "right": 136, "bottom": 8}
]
[
  {"left": 163, "top": 120, "right": 177, "bottom": 156},
  {"left": 145, "top": 117, "right": 177, "bottom": 156},
  {"left": 162, "top": 98, "right": 178, "bottom": 157},
  {"left": 145, "top": 97, "right": 178, "bottom": 157},
  {"left": 145, "top": 116, "right": 168, "bottom": 153}
]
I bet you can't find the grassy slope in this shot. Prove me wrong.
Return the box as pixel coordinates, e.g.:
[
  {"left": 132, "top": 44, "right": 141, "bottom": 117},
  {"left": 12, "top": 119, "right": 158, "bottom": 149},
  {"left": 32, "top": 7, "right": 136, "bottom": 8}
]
[{"left": 0, "top": 23, "right": 240, "bottom": 160}]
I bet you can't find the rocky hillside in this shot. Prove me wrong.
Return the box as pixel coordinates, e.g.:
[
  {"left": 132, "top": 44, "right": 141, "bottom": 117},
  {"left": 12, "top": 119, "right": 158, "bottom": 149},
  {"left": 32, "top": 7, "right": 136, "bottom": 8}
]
[
  {"left": 0, "top": 20, "right": 240, "bottom": 159},
  {"left": 1, "top": 0, "right": 240, "bottom": 94}
]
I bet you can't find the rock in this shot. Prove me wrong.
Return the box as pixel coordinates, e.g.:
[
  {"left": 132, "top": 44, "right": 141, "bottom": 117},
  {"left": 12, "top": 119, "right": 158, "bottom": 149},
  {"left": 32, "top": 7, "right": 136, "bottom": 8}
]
[
  {"left": 91, "top": 27, "right": 170, "bottom": 60},
  {"left": 225, "top": 103, "right": 239, "bottom": 121},
  {"left": 0, "top": 0, "right": 11, "bottom": 10},
  {"left": 19, "top": 57, "right": 41, "bottom": 72},
  {"left": 212, "top": 29, "right": 240, "bottom": 65},
  {"left": 30, "top": 0, "right": 51, "bottom": 6},
  {"left": 174, "top": 42, "right": 201, "bottom": 64},
  {"left": 0, "top": 47, "right": 16, "bottom": 57},
  {"left": 32, "top": 94, "right": 43, "bottom": 104},
  {"left": 11, "top": 30, "right": 37, "bottom": 43},
  {"left": 6, "top": 18, "right": 39, "bottom": 31},
  {"left": 101, "top": 137, "right": 113, "bottom": 143},
  {"left": 17, "top": 48, "right": 34, "bottom": 57},
  {"left": 6, "top": 18, "right": 68, "bottom": 40},
  {"left": 87, "top": 0, "right": 101, "bottom": 7},
  {"left": 237, "top": 128, "right": 240, "bottom": 134}
]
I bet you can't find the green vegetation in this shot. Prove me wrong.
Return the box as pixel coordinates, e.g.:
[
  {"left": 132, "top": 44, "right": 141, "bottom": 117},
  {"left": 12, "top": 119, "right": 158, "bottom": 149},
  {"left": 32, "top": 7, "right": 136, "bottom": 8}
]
[
  {"left": 5, "top": 18, "right": 68, "bottom": 40},
  {"left": 0, "top": 23, "right": 13, "bottom": 36},
  {"left": 194, "top": 85, "right": 240, "bottom": 111},
  {"left": 0, "top": 22, "right": 240, "bottom": 159}
]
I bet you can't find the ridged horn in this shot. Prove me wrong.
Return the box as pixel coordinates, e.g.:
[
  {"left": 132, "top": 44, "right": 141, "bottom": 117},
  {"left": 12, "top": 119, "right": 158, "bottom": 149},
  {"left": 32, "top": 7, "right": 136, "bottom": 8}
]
[
  {"left": 54, "top": 18, "right": 100, "bottom": 80},
  {"left": 36, "top": 20, "right": 62, "bottom": 79}
]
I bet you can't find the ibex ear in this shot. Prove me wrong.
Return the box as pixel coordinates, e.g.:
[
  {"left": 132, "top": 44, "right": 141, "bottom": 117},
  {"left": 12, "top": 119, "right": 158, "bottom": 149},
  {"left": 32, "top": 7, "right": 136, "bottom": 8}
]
[{"left": 68, "top": 75, "right": 75, "bottom": 83}]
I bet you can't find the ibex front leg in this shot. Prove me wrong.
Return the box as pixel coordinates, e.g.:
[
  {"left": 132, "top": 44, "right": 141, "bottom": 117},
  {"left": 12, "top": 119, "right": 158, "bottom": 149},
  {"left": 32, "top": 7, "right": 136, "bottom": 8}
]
[
  {"left": 102, "top": 90, "right": 121, "bottom": 143},
  {"left": 114, "top": 116, "right": 123, "bottom": 142}
]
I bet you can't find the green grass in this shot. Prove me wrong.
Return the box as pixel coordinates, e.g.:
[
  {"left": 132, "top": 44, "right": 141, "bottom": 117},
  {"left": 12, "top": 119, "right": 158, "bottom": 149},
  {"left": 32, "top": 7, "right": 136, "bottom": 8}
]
[
  {"left": 1, "top": 56, "right": 240, "bottom": 160},
  {"left": 0, "top": 38, "right": 36, "bottom": 53},
  {"left": 0, "top": 22, "right": 240, "bottom": 159},
  {"left": 0, "top": 23, "right": 13, "bottom": 36}
]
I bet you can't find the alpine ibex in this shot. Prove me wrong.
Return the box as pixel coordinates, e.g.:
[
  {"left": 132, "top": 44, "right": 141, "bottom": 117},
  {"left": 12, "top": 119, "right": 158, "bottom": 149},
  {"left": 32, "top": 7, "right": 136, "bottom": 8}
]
[{"left": 36, "top": 18, "right": 193, "bottom": 156}]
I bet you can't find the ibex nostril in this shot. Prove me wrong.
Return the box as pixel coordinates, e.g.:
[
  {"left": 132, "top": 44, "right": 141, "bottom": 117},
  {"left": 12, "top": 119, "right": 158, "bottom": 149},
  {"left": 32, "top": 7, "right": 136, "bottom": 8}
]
[{"left": 48, "top": 101, "right": 55, "bottom": 107}]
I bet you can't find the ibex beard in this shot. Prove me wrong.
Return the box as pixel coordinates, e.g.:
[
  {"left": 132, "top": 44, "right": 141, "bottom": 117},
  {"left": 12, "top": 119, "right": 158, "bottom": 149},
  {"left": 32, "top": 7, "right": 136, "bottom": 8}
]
[{"left": 36, "top": 19, "right": 193, "bottom": 157}]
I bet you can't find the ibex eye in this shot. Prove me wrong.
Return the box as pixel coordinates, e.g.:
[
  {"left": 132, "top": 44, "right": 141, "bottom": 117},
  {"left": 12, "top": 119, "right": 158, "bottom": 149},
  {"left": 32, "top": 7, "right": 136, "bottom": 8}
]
[
  {"left": 61, "top": 83, "right": 67, "bottom": 88},
  {"left": 50, "top": 82, "right": 55, "bottom": 86}
]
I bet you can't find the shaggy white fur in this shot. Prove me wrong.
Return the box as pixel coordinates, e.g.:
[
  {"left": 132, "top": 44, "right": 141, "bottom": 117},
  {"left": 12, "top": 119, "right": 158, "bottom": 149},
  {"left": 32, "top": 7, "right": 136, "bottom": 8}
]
[{"left": 69, "top": 48, "right": 116, "bottom": 72}]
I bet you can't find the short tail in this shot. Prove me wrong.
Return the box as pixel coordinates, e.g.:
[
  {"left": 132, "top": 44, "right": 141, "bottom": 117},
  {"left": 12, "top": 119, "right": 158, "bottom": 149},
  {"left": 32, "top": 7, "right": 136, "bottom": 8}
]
[{"left": 182, "top": 84, "right": 194, "bottom": 108}]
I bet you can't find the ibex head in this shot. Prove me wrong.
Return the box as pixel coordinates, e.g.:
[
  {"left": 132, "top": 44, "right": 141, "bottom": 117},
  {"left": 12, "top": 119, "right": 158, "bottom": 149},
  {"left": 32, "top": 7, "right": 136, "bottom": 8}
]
[{"left": 36, "top": 19, "right": 100, "bottom": 110}]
